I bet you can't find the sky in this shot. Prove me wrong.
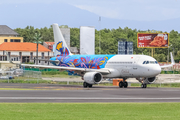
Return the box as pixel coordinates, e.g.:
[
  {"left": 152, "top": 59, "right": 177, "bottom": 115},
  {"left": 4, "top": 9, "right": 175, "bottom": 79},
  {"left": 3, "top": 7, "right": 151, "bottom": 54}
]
[{"left": 0, "top": 0, "right": 180, "bottom": 32}]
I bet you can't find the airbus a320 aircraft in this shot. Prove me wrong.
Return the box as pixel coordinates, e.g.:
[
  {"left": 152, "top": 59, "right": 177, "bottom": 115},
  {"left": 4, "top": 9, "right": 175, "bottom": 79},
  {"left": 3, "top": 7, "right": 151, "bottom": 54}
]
[{"left": 9, "top": 23, "right": 175, "bottom": 88}]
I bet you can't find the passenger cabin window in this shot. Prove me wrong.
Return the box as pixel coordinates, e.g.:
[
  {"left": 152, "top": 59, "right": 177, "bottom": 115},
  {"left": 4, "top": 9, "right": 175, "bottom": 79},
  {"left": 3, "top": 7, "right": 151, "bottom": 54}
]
[{"left": 108, "top": 61, "right": 132, "bottom": 64}]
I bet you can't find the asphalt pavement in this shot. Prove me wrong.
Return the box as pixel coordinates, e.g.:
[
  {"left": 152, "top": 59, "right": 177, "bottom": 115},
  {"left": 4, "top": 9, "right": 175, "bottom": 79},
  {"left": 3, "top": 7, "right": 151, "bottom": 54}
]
[{"left": 0, "top": 83, "right": 180, "bottom": 103}]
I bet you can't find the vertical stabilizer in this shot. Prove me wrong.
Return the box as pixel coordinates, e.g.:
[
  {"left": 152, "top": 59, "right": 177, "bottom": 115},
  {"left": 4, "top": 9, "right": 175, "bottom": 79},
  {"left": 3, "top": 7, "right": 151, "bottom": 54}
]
[{"left": 52, "top": 23, "right": 72, "bottom": 57}]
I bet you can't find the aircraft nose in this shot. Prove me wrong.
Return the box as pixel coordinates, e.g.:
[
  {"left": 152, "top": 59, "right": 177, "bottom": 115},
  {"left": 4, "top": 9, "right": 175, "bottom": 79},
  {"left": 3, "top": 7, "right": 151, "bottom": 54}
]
[{"left": 154, "top": 66, "right": 161, "bottom": 75}]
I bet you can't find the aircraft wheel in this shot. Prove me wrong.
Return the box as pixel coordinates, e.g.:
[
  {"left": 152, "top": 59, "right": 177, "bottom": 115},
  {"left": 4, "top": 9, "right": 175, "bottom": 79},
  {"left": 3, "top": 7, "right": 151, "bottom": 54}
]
[
  {"left": 83, "top": 82, "right": 88, "bottom": 88},
  {"left": 124, "top": 82, "right": 128, "bottom": 88},
  {"left": 144, "top": 84, "right": 147, "bottom": 88},
  {"left": 119, "top": 81, "right": 124, "bottom": 88},
  {"left": 141, "top": 84, "right": 147, "bottom": 88},
  {"left": 88, "top": 84, "right": 93, "bottom": 88}
]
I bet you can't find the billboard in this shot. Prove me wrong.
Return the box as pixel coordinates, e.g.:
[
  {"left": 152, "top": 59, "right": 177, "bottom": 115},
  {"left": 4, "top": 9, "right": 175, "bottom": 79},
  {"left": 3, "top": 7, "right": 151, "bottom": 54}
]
[
  {"left": 80, "top": 26, "right": 95, "bottom": 55},
  {"left": 137, "top": 33, "right": 169, "bottom": 48},
  {"left": 118, "top": 41, "right": 133, "bottom": 55}
]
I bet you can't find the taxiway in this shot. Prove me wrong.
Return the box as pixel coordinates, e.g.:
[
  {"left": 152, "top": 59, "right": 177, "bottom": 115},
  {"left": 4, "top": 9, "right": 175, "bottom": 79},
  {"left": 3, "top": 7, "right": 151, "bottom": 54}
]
[{"left": 0, "top": 83, "right": 180, "bottom": 103}]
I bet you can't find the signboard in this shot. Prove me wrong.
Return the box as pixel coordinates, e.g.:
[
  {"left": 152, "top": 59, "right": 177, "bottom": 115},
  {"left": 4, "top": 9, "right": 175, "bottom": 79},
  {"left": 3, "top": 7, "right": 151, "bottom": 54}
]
[
  {"left": 118, "top": 41, "right": 133, "bottom": 55},
  {"left": 80, "top": 26, "right": 95, "bottom": 55},
  {"left": 137, "top": 33, "right": 169, "bottom": 48}
]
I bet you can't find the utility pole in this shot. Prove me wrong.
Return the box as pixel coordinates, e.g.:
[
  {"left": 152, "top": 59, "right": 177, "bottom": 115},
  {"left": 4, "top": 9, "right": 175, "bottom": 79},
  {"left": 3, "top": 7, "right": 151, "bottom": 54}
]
[{"left": 99, "top": 16, "right": 101, "bottom": 54}]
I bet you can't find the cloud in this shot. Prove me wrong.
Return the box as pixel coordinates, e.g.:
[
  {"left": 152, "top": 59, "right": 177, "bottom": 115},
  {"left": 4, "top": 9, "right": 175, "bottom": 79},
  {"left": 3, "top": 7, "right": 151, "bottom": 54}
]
[
  {"left": 0, "top": 0, "right": 60, "bottom": 4},
  {"left": 72, "top": 0, "right": 180, "bottom": 21},
  {"left": 1, "top": 0, "right": 180, "bottom": 21},
  {"left": 74, "top": 5, "right": 119, "bottom": 19}
]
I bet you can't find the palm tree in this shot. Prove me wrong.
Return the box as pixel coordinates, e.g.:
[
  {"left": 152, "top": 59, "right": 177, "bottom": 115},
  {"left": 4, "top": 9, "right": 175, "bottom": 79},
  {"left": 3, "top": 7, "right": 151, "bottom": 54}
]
[{"left": 34, "top": 33, "right": 42, "bottom": 65}]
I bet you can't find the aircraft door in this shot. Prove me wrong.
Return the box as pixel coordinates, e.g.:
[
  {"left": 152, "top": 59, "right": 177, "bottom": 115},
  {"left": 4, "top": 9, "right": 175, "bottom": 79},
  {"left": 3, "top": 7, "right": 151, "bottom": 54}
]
[{"left": 133, "top": 57, "right": 140, "bottom": 77}]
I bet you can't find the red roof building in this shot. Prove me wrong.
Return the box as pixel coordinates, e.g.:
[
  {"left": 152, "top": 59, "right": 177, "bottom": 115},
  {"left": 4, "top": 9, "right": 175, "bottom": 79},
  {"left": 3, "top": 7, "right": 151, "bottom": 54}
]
[
  {"left": 0, "top": 42, "right": 51, "bottom": 52},
  {"left": 0, "top": 42, "right": 53, "bottom": 64}
]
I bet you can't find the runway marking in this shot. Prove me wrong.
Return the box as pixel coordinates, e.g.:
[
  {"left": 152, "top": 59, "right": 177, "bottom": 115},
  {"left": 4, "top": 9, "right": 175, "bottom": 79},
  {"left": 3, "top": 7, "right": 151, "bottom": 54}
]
[{"left": 1, "top": 97, "right": 180, "bottom": 100}]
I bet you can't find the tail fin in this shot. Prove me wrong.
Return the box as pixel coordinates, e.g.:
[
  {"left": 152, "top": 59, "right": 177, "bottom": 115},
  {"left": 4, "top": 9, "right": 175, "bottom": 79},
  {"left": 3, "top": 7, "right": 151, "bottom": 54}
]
[{"left": 52, "top": 23, "right": 72, "bottom": 57}]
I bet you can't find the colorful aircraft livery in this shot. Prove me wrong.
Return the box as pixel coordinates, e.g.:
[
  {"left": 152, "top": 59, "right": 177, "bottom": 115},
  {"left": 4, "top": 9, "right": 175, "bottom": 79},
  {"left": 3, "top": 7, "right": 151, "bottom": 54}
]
[
  {"left": 52, "top": 55, "right": 114, "bottom": 69},
  {"left": 56, "top": 41, "right": 70, "bottom": 57}
]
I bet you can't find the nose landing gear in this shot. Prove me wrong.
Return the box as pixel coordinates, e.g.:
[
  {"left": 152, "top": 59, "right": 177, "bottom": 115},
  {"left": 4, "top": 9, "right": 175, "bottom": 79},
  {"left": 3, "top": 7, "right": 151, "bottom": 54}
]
[{"left": 141, "top": 84, "right": 147, "bottom": 88}]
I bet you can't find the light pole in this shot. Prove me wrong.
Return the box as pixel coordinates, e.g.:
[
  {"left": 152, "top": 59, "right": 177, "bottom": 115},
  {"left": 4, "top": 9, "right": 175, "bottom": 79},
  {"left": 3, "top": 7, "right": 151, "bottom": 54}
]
[
  {"left": 99, "top": 16, "right": 101, "bottom": 54},
  {"left": 168, "top": 46, "right": 169, "bottom": 63},
  {"left": 168, "top": 44, "right": 172, "bottom": 63}
]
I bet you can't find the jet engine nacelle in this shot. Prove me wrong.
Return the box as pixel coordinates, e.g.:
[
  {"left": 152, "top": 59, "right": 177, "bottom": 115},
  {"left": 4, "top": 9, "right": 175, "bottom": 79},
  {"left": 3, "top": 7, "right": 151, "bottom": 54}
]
[
  {"left": 137, "top": 77, "right": 157, "bottom": 84},
  {"left": 83, "top": 72, "right": 103, "bottom": 84},
  {"left": 146, "top": 77, "right": 156, "bottom": 84}
]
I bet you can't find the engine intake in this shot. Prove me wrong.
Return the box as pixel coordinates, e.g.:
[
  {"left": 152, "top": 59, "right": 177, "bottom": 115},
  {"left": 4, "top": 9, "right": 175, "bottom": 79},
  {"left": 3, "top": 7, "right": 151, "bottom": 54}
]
[
  {"left": 84, "top": 72, "right": 103, "bottom": 84},
  {"left": 136, "top": 77, "right": 156, "bottom": 84},
  {"left": 147, "top": 77, "right": 156, "bottom": 84}
]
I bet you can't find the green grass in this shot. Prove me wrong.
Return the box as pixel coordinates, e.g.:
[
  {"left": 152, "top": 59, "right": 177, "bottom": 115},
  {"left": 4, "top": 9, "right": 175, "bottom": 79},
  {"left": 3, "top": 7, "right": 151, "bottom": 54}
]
[
  {"left": 0, "top": 103, "right": 180, "bottom": 120},
  {"left": 1, "top": 78, "right": 180, "bottom": 88},
  {"left": 41, "top": 74, "right": 80, "bottom": 78}
]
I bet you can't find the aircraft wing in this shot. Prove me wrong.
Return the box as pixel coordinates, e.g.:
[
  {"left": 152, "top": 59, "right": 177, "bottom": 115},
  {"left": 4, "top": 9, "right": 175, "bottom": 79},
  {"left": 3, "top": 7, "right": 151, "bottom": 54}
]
[
  {"left": 25, "top": 58, "right": 59, "bottom": 63},
  {"left": 18, "top": 64, "right": 110, "bottom": 74},
  {"left": 160, "top": 52, "right": 175, "bottom": 69},
  {"left": 6, "top": 51, "right": 110, "bottom": 74}
]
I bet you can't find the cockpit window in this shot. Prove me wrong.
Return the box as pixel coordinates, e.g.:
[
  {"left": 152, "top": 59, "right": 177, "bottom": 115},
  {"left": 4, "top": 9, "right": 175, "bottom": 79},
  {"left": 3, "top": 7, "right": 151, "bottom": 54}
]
[
  {"left": 150, "top": 61, "right": 155, "bottom": 64},
  {"left": 143, "top": 61, "right": 158, "bottom": 64}
]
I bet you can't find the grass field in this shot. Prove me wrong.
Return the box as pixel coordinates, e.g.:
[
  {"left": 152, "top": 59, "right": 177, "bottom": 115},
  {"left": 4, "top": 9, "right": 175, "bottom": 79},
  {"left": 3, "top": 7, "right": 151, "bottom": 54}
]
[
  {"left": 1, "top": 78, "right": 180, "bottom": 88},
  {"left": 0, "top": 103, "right": 180, "bottom": 120}
]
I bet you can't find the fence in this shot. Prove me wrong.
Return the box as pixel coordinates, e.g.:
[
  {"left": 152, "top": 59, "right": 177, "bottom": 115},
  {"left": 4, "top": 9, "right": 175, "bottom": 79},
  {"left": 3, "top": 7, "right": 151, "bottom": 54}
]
[
  {"left": 0, "top": 69, "right": 180, "bottom": 88},
  {"left": 0, "top": 69, "right": 42, "bottom": 83}
]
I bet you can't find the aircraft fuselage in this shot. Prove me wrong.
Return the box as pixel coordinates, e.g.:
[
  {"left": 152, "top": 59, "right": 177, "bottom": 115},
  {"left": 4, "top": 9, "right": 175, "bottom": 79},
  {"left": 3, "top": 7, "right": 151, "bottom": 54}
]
[{"left": 50, "top": 54, "right": 161, "bottom": 78}]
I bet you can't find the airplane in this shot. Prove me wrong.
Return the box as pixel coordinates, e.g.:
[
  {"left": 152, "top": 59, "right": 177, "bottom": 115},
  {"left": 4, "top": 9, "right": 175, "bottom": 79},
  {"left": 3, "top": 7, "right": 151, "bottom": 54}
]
[{"left": 8, "top": 23, "right": 175, "bottom": 88}]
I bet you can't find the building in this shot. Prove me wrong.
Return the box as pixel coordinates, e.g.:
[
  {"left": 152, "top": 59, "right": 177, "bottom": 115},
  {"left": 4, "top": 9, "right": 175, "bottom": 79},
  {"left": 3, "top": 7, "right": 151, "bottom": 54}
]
[
  {"left": 0, "top": 25, "right": 23, "bottom": 44},
  {"left": 60, "top": 28, "right": 70, "bottom": 49},
  {"left": 43, "top": 42, "right": 54, "bottom": 51},
  {"left": 0, "top": 42, "right": 54, "bottom": 65}
]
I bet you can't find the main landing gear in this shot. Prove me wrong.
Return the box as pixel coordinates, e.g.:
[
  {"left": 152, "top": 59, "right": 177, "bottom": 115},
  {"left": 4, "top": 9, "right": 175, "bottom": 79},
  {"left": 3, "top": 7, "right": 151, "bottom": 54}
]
[
  {"left": 83, "top": 82, "right": 93, "bottom": 88},
  {"left": 141, "top": 84, "right": 147, "bottom": 88},
  {"left": 119, "top": 81, "right": 128, "bottom": 88}
]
